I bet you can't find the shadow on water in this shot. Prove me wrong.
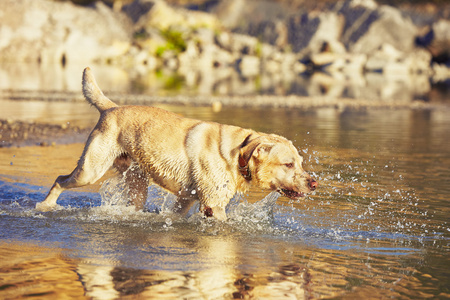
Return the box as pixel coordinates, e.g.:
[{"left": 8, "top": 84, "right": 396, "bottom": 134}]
[{"left": 0, "top": 106, "right": 449, "bottom": 298}]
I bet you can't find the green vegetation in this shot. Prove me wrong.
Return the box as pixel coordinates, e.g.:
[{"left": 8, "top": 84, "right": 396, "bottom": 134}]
[
  {"left": 155, "top": 70, "right": 185, "bottom": 91},
  {"left": 155, "top": 29, "right": 187, "bottom": 57}
]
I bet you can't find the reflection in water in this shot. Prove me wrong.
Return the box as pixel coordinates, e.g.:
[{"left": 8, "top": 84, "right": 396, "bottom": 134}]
[
  {"left": 0, "top": 243, "right": 86, "bottom": 299},
  {"left": 0, "top": 62, "right": 447, "bottom": 102},
  {"left": 0, "top": 236, "right": 431, "bottom": 299},
  {"left": 0, "top": 106, "right": 449, "bottom": 298}
]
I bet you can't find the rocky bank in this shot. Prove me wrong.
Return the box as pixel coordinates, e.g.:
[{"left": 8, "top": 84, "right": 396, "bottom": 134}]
[{"left": 0, "top": 0, "right": 449, "bottom": 102}]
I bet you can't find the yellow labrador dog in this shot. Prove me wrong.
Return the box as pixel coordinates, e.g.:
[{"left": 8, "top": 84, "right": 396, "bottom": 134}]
[{"left": 36, "top": 68, "right": 318, "bottom": 220}]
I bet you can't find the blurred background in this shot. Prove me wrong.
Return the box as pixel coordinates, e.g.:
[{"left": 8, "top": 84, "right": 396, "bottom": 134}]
[
  {"left": 1, "top": 0, "right": 449, "bottom": 103},
  {"left": 1, "top": 2, "right": 450, "bottom": 299}
]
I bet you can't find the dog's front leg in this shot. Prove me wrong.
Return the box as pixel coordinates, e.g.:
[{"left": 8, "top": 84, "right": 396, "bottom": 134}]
[
  {"left": 201, "top": 204, "right": 227, "bottom": 221},
  {"left": 196, "top": 179, "right": 233, "bottom": 221}
]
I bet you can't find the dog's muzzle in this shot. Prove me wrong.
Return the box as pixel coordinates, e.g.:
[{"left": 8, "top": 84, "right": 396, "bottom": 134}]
[{"left": 278, "top": 178, "right": 318, "bottom": 199}]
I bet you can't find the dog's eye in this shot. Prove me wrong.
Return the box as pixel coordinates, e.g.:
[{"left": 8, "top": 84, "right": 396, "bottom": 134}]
[{"left": 284, "top": 163, "right": 294, "bottom": 168}]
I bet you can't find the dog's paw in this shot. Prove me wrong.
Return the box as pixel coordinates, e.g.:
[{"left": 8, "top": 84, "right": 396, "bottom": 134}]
[
  {"left": 203, "top": 206, "right": 228, "bottom": 221},
  {"left": 35, "top": 202, "right": 57, "bottom": 212}
]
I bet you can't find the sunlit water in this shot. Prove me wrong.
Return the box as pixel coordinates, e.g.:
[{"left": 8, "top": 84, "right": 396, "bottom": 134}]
[{"left": 1, "top": 105, "right": 449, "bottom": 299}]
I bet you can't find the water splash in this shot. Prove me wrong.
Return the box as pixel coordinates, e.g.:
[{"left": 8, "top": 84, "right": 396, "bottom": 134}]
[
  {"left": 97, "top": 170, "right": 281, "bottom": 230},
  {"left": 227, "top": 191, "right": 279, "bottom": 223},
  {"left": 99, "top": 174, "right": 129, "bottom": 207},
  {"left": 0, "top": 170, "right": 446, "bottom": 255}
]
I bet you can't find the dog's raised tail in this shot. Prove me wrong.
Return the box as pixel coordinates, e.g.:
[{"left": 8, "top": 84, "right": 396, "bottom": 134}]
[{"left": 82, "top": 67, "right": 118, "bottom": 113}]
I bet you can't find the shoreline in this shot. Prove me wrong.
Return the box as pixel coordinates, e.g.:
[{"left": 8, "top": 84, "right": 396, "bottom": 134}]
[
  {"left": 1, "top": 92, "right": 449, "bottom": 148},
  {"left": 2, "top": 89, "right": 449, "bottom": 110},
  {"left": 0, "top": 119, "right": 91, "bottom": 148}
]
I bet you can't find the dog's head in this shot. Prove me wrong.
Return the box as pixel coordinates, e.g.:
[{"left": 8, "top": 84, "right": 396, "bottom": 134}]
[{"left": 239, "top": 135, "right": 317, "bottom": 199}]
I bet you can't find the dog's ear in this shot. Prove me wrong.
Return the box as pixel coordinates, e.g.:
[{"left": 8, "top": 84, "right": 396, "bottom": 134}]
[
  {"left": 239, "top": 138, "right": 261, "bottom": 169},
  {"left": 239, "top": 137, "right": 275, "bottom": 179}
]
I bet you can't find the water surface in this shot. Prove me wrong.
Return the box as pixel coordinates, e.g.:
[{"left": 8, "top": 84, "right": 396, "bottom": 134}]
[{"left": 1, "top": 105, "right": 449, "bottom": 299}]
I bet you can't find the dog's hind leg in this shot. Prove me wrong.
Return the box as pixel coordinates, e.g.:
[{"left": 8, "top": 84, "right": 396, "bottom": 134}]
[
  {"left": 125, "top": 166, "right": 149, "bottom": 210},
  {"left": 114, "top": 155, "right": 149, "bottom": 210},
  {"left": 36, "top": 130, "right": 121, "bottom": 211}
]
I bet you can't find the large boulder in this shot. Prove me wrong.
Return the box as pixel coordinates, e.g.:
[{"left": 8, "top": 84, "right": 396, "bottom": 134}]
[
  {"left": 416, "top": 19, "right": 450, "bottom": 66},
  {"left": 123, "top": 0, "right": 220, "bottom": 32},
  {"left": 365, "top": 43, "right": 431, "bottom": 75},
  {"left": 287, "top": 11, "right": 346, "bottom": 55},
  {"left": 0, "top": 0, "right": 132, "bottom": 65},
  {"left": 341, "top": 3, "right": 418, "bottom": 54},
  {"left": 211, "top": 0, "right": 420, "bottom": 55}
]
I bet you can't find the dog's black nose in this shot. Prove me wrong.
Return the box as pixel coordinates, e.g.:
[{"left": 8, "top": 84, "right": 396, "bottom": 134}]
[{"left": 309, "top": 179, "right": 318, "bottom": 190}]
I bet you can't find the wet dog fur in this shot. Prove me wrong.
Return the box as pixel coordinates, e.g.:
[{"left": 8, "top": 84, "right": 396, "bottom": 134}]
[{"left": 36, "top": 68, "right": 317, "bottom": 220}]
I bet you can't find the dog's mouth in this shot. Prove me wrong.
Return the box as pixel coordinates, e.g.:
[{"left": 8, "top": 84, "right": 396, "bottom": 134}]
[{"left": 278, "top": 188, "right": 305, "bottom": 199}]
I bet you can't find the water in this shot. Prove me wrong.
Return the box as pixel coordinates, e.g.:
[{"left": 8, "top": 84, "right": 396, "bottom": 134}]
[
  {"left": 0, "top": 105, "right": 449, "bottom": 299},
  {"left": 1, "top": 62, "right": 449, "bottom": 103}
]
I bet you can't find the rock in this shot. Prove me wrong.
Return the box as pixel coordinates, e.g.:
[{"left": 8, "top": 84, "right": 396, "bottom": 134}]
[
  {"left": 212, "top": 0, "right": 246, "bottom": 28},
  {"left": 303, "top": 12, "right": 346, "bottom": 55},
  {"left": 365, "top": 43, "right": 431, "bottom": 75},
  {"left": 0, "top": 0, "right": 132, "bottom": 65},
  {"left": 214, "top": 0, "right": 289, "bottom": 43},
  {"left": 335, "top": 0, "right": 379, "bottom": 47},
  {"left": 293, "top": 61, "right": 307, "bottom": 74},
  {"left": 216, "top": 0, "right": 422, "bottom": 56},
  {"left": 124, "top": 0, "right": 220, "bottom": 32},
  {"left": 121, "top": 0, "right": 155, "bottom": 23},
  {"left": 215, "top": 31, "right": 233, "bottom": 51},
  {"left": 280, "top": 52, "right": 299, "bottom": 72},
  {"left": 160, "top": 50, "right": 178, "bottom": 70},
  {"left": 195, "top": 28, "right": 216, "bottom": 46},
  {"left": 230, "top": 34, "right": 259, "bottom": 56},
  {"left": 432, "top": 63, "right": 450, "bottom": 83},
  {"left": 365, "top": 43, "right": 402, "bottom": 72},
  {"left": 178, "top": 40, "right": 200, "bottom": 69},
  {"left": 432, "top": 19, "right": 450, "bottom": 52},
  {"left": 416, "top": 19, "right": 450, "bottom": 65},
  {"left": 403, "top": 48, "right": 432, "bottom": 74},
  {"left": 236, "top": 55, "right": 260, "bottom": 78},
  {"left": 287, "top": 14, "right": 321, "bottom": 53},
  {"left": 264, "top": 60, "right": 281, "bottom": 74},
  {"left": 211, "top": 101, "right": 223, "bottom": 112},
  {"left": 343, "top": 4, "right": 418, "bottom": 54},
  {"left": 246, "top": 19, "right": 289, "bottom": 49},
  {"left": 0, "top": 0, "right": 445, "bottom": 101}
]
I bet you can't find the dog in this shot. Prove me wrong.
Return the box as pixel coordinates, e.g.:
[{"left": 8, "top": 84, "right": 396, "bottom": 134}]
[{"left": 36, "top": 68, "right": 318, "bottom": 220}]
